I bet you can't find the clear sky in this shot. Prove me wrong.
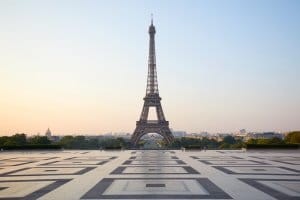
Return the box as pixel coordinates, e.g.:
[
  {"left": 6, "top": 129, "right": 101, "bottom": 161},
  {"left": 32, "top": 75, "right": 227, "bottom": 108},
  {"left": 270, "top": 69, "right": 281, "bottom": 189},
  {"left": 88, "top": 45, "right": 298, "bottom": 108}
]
[{"left": 0, "top": 0, "right": 299, "bottom": 135}]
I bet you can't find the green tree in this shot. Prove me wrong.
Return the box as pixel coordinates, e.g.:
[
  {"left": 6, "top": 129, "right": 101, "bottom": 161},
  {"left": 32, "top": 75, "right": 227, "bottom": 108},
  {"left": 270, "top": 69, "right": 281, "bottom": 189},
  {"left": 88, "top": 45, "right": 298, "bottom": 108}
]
[
  {"left": 231, "top": 142, "right": 245, "bottom": 149},
  {"left": 87, "top": 138, "right": 99, "bottom": 149},
  {"left": 219, "top": 143, "right": 231, "bottom": 149},
  {"left": 285, "top": 131, "right": 300, "bottom": 144},
  {"left": 2, "top": 134, "right": 27, "bottom": 146},
  {"left": 72, "top": 136, "right": 86, "bottom": 148},
  {"left": 257, "top": 139, "right": 271, "bottom": 144},
  {"left": 247, "top": 138, "right": 258, "bottom": 144},
  {"left": 59, "top": 136, "right": 75, "bottom": 149},
  {"left": 270, "top": 137, "right": 283, "bottom": 144},
  {"left": 0, "top": 136, "right": 9, "bottom": 145},
  {"left": 169, "top": 138, "right": 183, "bottom": 148},
  {"left": 222, "top": 136, "right": 236, "bottom": 144},
  {"left": 98, "top": 137, "right": 128, "bottom": 149},
  {"left": 28, "top": 136, "right": 51, "bottom": 145},
  {"left": 168, "top": 137, "right": 220, "bottom": 149},
  {"left": 203, "top": 137, "right": 219, "bottom": 148}
]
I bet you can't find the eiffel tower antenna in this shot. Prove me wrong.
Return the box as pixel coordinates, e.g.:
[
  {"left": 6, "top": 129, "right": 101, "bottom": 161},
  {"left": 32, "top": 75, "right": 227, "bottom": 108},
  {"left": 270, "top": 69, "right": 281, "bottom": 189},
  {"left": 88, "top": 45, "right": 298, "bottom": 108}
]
[
  {"left": 151, "top": 13, "right": 153, "bottom": 25},
  {"left": 131, "top": 19, "right": 174, "bottom": 147}
]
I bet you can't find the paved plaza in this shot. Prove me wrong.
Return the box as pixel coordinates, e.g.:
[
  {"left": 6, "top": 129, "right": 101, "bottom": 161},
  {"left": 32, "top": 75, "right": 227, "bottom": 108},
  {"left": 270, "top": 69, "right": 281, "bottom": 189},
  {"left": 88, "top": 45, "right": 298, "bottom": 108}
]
[{"left": 0, "top": 150, "right": 299, "bottom": 200}]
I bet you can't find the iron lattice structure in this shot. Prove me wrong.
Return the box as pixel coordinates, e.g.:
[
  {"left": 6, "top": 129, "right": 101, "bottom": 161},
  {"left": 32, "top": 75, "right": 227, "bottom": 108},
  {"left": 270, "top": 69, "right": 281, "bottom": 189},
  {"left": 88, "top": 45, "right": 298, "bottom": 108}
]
[{"left": 131, "top": 20, "right": 174, "bottom": 146}]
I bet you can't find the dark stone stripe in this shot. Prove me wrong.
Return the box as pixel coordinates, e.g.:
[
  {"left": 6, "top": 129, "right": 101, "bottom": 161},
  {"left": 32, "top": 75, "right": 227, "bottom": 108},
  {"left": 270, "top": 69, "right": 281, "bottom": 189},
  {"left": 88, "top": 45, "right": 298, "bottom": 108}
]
[
  {"left": 198, "top": 160, "right": 269, "bottom": 165},
  {"left": 110, "top": 167, "right": 126, "bottom": 174},
  {"left": 213, "top": 166, "right": 300, "bottom": 175},
  {"left": 271, "top": 160, "right": 300, "bottom": 165},
  {"left": 0, "top": 167, "right": 96, "bottom": 177},
  {"left": 109, "top": 166, "right": 199, "bottom": 174},
  {"left": 39, "top": 160, "right": 108, "bottom": 166},
  {"left": 146, "top": 184, "right": 165, "bottom": 187}
]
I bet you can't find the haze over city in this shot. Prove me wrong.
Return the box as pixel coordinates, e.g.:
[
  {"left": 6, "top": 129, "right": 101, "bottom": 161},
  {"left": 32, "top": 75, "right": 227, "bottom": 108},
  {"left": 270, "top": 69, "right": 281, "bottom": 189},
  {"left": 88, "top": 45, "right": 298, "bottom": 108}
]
[{"left": 1, "top": 0, "right": 299, "bottom": 135}]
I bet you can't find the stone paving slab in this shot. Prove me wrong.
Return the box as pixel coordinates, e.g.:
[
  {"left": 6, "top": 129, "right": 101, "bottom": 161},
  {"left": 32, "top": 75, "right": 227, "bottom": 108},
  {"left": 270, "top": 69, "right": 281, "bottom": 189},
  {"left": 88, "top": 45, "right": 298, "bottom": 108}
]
[{"left": 0, "top": 150, "right": 299, "bottom": 200}]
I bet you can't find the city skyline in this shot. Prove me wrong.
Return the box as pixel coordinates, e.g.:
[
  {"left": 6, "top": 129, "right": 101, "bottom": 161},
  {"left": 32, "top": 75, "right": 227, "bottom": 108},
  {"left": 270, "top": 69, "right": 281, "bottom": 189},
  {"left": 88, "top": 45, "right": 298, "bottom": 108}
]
[{"left": 1, "top": 1, "right": 300, "bottom": 135}]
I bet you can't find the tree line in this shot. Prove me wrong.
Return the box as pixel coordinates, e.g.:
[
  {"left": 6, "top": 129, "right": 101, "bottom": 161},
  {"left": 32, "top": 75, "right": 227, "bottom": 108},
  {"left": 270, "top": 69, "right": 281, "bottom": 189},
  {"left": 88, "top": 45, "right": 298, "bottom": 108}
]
[
  {"left": 0, "top": 131, "right": 299, "bottom": 150},
  {"left": 0, "top": 134, "right": 130, "bottom": 150},
  {"left": 0, "top": 133, "right": 51, "bottom": 146},
  {"left": 168, "top": 131, "right": 299, "bottom": 149}
]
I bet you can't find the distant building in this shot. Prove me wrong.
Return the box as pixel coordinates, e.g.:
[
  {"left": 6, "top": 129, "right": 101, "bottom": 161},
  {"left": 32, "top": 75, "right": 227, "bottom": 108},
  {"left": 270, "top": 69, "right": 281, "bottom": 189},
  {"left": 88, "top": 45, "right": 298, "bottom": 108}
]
[
  {"left": 50, "top": 135, "right": 61, "bottom": 142},
  {"left": 44, "top": 128, "right": 61, "bottom": 142},
  {"left": 208, "top": 135, "right": 223, "bottom": 142},
  {"left": 217, "top": 133, "right": 231, "bottom": 138},
  {"left": 104, "top": 132, "right": 113, "bottom": 137},
  {"left": 45, "top": 128, "right": 51, "bottom": 138},
  {"left": 199, "top": 132, "right": 209, "bottom": 137},
  {"left": 245, "top": 132, "right": 284, "bottom": 141},
  {"left": 172, "top": 131, "right": 187, "bottom": 138},
  {"left": 113, "top": 132, "right": 131, "bottom": 139}
]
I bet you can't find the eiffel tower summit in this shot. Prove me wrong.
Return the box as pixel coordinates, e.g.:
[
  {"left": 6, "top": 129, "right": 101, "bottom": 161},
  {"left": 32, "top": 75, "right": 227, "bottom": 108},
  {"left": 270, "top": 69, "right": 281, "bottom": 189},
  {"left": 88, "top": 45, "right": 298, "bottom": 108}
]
[{"left": 131, "top": 18, "right": 174, "bottom": 146}]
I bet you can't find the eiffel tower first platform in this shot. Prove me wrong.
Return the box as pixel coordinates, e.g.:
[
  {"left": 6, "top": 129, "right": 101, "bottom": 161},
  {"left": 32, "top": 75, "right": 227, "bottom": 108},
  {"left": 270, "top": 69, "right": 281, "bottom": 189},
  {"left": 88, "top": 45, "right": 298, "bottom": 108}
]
[{"left": 131, "top": 19, "right": 174, "bottom": 146}]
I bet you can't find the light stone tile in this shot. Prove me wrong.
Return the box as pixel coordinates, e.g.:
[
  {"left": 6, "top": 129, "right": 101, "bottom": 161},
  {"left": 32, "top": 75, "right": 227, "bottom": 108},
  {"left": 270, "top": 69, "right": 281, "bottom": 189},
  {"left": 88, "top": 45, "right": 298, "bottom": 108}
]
[
  {"left": 259, "top": 180, "right": 300, "bottom": 196},
  {"left": 102, "top": 180, "right": 208, "bottom": 195},
  {"left": 226, "top": 166, "right": 298, "bottom": 174},
  {"left": 0, "top": 181, "right": 52, "bottom": 198},
  {"left": 200, "top": 160, "right": 265, "bottom": 165},
  {"left": 9, "top": 167, "right": 84, "bottom": 175},
  {"left": 43, "top": 160, "right": 106, "bottom": 165},
  {"left": 122, "top": 166, "right": 187, "bottom": 174},
  {"left": 128, "top": 160, "right": 182, "bottom": 165}
]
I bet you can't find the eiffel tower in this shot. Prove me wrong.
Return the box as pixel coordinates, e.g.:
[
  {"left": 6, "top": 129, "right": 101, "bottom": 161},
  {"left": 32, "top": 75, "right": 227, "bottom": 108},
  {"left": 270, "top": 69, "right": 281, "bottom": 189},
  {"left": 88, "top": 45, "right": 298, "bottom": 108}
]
[{"left": 131, "top": 19, "right": 174, "bottom": 146}]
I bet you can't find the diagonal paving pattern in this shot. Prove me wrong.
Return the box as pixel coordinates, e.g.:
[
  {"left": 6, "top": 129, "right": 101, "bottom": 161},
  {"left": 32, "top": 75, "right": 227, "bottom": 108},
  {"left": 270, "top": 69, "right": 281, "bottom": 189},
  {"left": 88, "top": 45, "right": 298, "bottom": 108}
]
[{"left": 0, "top": 150, "right": 299, "bottom": 200}]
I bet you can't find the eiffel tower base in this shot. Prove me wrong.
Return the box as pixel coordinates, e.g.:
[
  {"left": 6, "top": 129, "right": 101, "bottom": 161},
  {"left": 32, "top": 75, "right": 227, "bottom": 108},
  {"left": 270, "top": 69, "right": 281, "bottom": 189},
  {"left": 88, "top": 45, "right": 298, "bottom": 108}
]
[{"left": 131, "top": 120, "right": 174, "bottom": 147}]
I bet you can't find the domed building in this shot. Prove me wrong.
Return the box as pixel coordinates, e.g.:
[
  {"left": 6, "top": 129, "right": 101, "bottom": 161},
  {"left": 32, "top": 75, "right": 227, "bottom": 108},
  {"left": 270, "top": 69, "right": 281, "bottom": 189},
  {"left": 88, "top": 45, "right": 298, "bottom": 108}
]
[{"left": 45, "top": 128, "right": 52, "bottom": 139}]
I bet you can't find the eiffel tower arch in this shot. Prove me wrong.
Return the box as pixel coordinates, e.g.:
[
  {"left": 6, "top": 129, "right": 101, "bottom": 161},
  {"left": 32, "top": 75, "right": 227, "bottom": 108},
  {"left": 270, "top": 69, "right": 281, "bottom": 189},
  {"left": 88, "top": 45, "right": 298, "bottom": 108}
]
[{"left": 131, "top": 19, "right": 174, "bottom": 147}]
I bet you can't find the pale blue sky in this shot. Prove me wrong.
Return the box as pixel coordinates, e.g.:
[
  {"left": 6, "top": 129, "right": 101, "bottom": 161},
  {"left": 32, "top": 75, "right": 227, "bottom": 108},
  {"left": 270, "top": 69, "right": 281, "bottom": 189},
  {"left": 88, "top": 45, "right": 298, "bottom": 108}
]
[{"left": 0, "top": 0, "right": 299, "bottom": 135}]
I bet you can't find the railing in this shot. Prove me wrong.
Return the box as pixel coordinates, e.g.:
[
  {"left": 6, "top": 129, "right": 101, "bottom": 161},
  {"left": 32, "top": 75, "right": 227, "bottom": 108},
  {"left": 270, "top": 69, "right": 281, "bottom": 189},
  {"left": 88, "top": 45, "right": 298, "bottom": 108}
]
[
  {"left": 136, "top": 120, "right": 169, "bottom": 125},
  {"left": 147, "top": 120, "right": 159, "bottom": 124}
]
